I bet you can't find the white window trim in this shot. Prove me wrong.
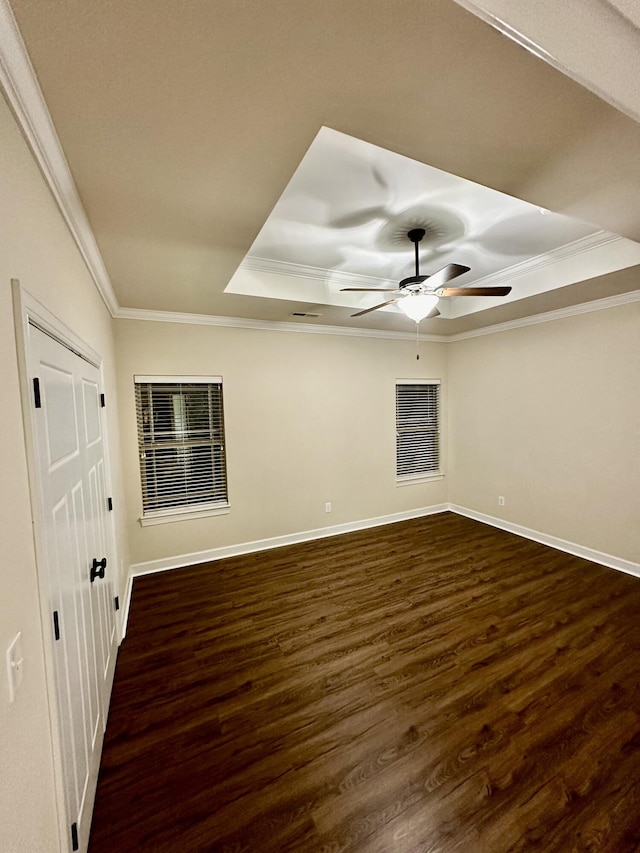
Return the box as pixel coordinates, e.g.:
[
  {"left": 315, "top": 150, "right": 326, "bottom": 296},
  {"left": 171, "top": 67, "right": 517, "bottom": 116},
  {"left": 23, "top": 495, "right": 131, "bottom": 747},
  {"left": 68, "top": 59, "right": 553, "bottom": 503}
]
[
  {"left": 396, "top": 472, "right": 445, "bottom": 487},
  {"left": 135, "top": 374, "right": 222, "bottom": 384},
  {"left": 395, "top": 378, "right": 442, "bottom": 483},
  {"left": 139, "top": 502, "right": 230, "bottom": 526},
  {"left": 134, "top": 374, "right": 228, "bottom": 521}
]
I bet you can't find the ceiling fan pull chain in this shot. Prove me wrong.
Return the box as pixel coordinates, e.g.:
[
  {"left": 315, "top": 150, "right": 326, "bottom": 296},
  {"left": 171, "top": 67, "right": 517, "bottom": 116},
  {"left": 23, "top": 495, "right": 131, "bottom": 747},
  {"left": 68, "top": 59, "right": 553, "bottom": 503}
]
[{"left": 416, "top": 321, "right": 420, "bottom": 360}]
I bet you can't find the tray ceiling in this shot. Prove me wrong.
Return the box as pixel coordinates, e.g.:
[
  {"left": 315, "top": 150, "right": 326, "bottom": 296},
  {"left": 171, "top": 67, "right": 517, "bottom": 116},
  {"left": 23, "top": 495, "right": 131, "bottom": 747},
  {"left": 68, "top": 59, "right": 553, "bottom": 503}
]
[
  {"left": 5, "top": 0, "right": 640, "bottom": 336},
  {"left": 227, "top": 127, "right": 640, "bottom": 322}
]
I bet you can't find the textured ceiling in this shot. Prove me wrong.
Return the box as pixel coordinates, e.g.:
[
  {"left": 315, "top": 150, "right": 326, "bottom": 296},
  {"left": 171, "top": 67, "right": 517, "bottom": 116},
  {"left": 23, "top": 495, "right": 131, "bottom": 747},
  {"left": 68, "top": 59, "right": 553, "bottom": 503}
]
[
  {"left": 7, "top": 0, "right": 640, "bottom": 334},
  {"left": 454, "top": 0, "right": 640, "bottom": 123}
]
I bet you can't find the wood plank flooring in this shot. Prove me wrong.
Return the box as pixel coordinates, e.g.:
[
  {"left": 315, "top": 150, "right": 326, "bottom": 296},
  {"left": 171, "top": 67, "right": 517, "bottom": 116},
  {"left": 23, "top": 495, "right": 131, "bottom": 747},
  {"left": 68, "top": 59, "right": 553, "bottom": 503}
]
[{"left": 89, "top": 512, "right": 640, "bottom": 852}]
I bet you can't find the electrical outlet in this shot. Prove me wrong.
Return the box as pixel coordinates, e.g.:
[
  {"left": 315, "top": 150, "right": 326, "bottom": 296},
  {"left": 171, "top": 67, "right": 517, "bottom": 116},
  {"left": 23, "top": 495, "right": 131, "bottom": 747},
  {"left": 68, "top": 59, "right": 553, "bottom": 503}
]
[
  {"left": 498, "top": 496, "right": 505, "bottom": 507},
  {"left": 325, "top": 502, "right": 332, "bottom": 513},
  {"left": 6, "top": 631, "right": 24, "bottom": 704}
]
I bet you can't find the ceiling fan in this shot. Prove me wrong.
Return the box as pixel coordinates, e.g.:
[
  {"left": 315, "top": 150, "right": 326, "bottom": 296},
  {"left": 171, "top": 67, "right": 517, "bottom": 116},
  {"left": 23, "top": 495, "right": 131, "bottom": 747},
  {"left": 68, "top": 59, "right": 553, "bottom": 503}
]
[{"left": 341, "top": 228, "right": 512, "bottom": 321}]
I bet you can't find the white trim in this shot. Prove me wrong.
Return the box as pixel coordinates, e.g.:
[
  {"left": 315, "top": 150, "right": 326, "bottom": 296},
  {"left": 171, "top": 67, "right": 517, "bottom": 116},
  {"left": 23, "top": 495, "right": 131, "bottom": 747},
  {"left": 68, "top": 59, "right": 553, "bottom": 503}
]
[
  {"left": 241, "top": 255, "right": 396, "bottom": 290},
  {"left": 449, "top": 504, "right": 640, "bottom": 578},
  {"left": 135, "top": 376, "right": 228, "bottom": 521},
  {"left": 129, "top": 503, "right": 450, "bottom": 577},
  {"left": 14, "top": 284, "right": 126, "bottom": 627},
  {"left": 129, "top": 502, "right": 639, "bottom": 580},
  {"left": 119, "top": 572, "right": 134, "bottom": 640},
  {"left": 460, "top": 232, "right": 618, "bottom": 291},
  {"left": 451, "top": 0, "right": 640, "bottom": 126},
  {"left": 396, "top": 473, "right": 444, "bottom": 486},
  {"left": 10, "top": 280, "right": 122, "bottom": 853},
  {"left": 12, "top": 283, "right": 102, "bottom": 367},
  {"left": 115, "top": 307, "right": 443, "bottom": 342},
  {"left": 120, "top": 500, "right": 638, "bottom": 637},
  {"left": 134, "top": 374, "right": 223, "bottom": 385},
  {"left": 0, "top": 0, "right": 119, "bottom": 316},
  {"left": 1, "top": 0, "right": 635, "bottom": 341},
  {"left": 11, "top": 282, "right": 68, "bottom": 853},
  {"left": 244, "top": 231, "right": 618, "bottom": 294},
  {"left": 115, "top": 291, "right": 640, "bottom": 343},
  {"left": 139, "top": 505, "right": 230, "bottom": 526},
  {"left": 447, "top": 290, "right": 640, "bottom": 341}
]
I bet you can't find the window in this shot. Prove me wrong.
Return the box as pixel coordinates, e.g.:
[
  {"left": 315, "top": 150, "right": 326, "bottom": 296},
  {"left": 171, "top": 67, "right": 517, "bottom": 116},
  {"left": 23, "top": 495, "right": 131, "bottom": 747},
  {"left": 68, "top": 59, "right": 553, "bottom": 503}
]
[
  {"left": 396, "top": 380, "right": 441, "bottom": 480},
  {"left": 135, "top": 376, "right": 228, "bottom": 522}
]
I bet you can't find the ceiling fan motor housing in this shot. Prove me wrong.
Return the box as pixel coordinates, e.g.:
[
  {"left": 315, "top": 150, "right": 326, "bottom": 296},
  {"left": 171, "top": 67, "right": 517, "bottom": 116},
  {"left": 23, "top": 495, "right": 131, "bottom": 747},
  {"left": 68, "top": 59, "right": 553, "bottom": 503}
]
[
  {"left": 343, "top": 227, "right": 506, "bottom": 317},
  {"left": 399, "top": 275, "right": 430, "bottom": 291}
]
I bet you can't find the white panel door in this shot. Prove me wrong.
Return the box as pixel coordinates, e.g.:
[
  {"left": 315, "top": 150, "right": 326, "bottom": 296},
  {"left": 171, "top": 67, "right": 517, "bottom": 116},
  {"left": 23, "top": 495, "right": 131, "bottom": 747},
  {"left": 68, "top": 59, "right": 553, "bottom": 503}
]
[
  {"left": 80, "top": 371, "right": 116, "bottom": 722},
  {"left": 29, "top": 324, "right": 117, "bottom": 853}
]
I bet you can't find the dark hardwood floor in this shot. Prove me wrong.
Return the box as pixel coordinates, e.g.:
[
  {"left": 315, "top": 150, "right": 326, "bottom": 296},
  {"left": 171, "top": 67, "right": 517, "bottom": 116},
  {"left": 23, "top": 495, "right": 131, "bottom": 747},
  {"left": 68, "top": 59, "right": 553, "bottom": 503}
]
[{"left": 89, "top": 512, "right": 640, "bottom": 852}]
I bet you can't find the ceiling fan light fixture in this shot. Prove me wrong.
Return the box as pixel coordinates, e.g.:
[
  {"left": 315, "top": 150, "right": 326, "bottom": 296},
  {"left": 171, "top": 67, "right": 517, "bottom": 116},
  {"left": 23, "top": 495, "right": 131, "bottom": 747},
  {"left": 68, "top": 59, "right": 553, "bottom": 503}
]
[{"left": 397, "top": 293, "right": 439, "bottom": 322}]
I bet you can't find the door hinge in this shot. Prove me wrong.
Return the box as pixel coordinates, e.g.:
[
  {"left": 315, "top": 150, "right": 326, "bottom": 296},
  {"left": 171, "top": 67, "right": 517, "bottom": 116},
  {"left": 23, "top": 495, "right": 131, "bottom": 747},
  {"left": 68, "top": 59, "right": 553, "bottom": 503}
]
[
  {"left": 107, "top": 496, "right": 113, "bottom": 511},
  {"left": 71, "top": 821, "right": 79, "bottom": 851},
  {"left": 33, "top": 377, "right": 42, "bottom": 408},
  {"left": 53, "top": 610, "right": 60, "bottom": 641},
  {"left": 114, "top": 595, "right": 120, "bottom": 611},
  {"left": 100, "top": 393, "right": 105, "bottom": 408}
]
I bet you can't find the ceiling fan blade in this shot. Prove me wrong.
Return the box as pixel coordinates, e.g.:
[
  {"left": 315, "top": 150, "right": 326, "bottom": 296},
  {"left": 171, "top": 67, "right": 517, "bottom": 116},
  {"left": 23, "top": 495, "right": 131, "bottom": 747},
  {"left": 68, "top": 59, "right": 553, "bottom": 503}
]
[
  {"left": 351, "top": 298, "right": 398, "bottom": 317},
  {"left": 425, "top": 263, "right": 470, "bottom": 290},
  {"left": 340, "top": 287, "right": 399, "bottom": 292},
  {"left": 436, "top": 286, "right": 512, "bottom": 297}
]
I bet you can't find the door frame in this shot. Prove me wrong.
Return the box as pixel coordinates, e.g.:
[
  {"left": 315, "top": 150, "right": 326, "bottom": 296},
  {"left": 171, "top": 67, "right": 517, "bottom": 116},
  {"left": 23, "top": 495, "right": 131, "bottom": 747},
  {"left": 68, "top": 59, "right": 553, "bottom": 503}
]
[{"left": 11, "top": 279, "right": 121, "bottom": 853}]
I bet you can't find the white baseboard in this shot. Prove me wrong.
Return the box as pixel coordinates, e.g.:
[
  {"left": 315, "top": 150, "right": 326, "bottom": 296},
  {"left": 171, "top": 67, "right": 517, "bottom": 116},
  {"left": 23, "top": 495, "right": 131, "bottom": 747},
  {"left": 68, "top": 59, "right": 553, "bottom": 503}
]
[
  {"left": 129, "top": 503, "right": 449, "bottom": 579},
  {"left": 119, "top": 572, "right": 134, "bottom": 640},
  {"left": 121, "top": 501, "right": 638, "bottom": 638},
  {"left": 449, "top": 504, "right": 640, "bottom": 578},
  {"left": 121, "top": 504, "right": 447, "bottom": 635}
]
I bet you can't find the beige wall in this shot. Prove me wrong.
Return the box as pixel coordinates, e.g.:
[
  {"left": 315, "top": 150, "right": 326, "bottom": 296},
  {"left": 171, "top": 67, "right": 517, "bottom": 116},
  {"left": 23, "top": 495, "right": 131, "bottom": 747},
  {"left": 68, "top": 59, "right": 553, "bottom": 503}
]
[
  {"left": 114, "top": 320, "right": 448, "bottom": 567},
  {"left": 0, "top": 95, "right": 127, "bottom": 851},
  {"left": 448, "top": 302, "right": 640, "bottom": 564},
  {"left": 116, "top": 303, "right": 640, "bottom": 572},
  {"left": 2, "top": 35, "right": 638, "bottom": 853},
  {"left": 3, "top": 60, "right": 637, "bottom": 852}
]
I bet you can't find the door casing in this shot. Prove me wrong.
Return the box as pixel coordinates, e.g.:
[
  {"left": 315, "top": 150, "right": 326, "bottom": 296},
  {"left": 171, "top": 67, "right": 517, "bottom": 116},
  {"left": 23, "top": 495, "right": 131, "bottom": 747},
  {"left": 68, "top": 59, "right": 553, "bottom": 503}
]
[{"left": 11, "top": 279, "right": 122, "bottom": 853}]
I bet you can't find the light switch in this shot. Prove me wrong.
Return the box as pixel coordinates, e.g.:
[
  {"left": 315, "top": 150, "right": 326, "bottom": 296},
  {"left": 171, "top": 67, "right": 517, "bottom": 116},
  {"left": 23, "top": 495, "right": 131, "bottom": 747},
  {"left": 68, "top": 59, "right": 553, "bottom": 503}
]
[{"left": 6, "top": 631, "right": 24, "bottom": 704}]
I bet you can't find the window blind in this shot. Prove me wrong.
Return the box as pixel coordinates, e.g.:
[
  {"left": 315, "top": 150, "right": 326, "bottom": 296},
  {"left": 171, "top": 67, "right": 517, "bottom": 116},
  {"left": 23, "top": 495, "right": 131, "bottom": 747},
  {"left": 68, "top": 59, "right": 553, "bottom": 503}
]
[
  {"left": 135, "top": 379, "right": 227, "bottom": 514},
  {"left": 396, "top": 381, "right": 440, "bottom": 477}
]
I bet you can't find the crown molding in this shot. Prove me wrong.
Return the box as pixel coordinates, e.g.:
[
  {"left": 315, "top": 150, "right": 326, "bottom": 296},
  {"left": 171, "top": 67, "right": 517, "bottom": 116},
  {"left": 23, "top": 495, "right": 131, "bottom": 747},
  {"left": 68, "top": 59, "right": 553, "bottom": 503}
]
[
  {"left": 243, "top": 231, "right": 619, "bottom": 296},
  {"left": 241, "top": 256, "right": 396, "bottom": 290},
  {"left": 452, "top": 0, "right": 640, "bottom": 125},
  {"left": 447, "top": 289, "right": 640, "bottom": 341},
  {"left": 2, "top": 0, "right": 634, "bottom": 341},
  {"left": 115, "top": 290, "right": 639, "bottom": 343},
  {"left": 113, "top": 307, "right": 444, "bottom": 342},
  {"left": 0, "top": 0, "right": 119, "bottom": 315},
  {"left": 466, "top": 231, "right": 619, "bottom": 290}
]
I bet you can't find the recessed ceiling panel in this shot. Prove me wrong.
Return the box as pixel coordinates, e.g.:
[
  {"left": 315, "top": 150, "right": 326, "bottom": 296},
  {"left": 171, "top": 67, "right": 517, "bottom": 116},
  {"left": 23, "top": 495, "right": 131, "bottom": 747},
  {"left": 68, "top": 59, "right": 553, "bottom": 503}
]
[{"left": 226, "top": 127, "right": 640, "bottom": 321}]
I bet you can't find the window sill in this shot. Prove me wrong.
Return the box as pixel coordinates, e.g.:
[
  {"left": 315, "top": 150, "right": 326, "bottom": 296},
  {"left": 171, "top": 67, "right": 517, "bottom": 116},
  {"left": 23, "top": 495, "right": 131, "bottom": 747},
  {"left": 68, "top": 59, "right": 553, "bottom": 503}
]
[
  {"left": 396, "top": 473, "right": 444, "bottom": 487},
  {"left": 139, "top": 504, "right": 230, "bottom": 526}
]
